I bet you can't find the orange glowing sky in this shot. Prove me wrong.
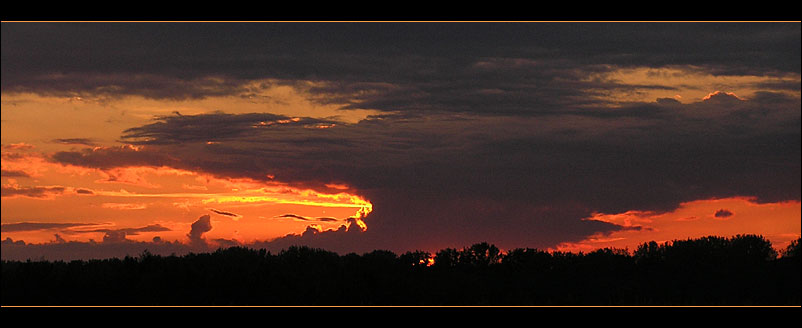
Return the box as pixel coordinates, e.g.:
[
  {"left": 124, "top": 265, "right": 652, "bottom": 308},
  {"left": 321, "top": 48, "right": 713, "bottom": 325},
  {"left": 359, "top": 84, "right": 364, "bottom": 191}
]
[
  {"left": 1, "top": 141, "right": 372, "bottom": 245},
  {"left": 553, "top": 197, "right": 800, "bottom": 253}
]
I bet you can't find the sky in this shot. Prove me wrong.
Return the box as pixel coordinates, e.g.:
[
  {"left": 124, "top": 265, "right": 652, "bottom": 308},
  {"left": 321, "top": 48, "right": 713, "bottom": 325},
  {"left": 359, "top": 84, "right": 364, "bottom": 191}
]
[{"left": 1, "top": 22, "right": 800, "bottom": 260}]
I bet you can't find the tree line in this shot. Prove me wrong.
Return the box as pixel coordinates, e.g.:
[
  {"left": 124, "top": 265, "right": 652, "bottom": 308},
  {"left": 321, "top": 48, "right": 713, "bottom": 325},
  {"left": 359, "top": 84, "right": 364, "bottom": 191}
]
[{"left": 1, "top": 234, "right": 799, "bottom": 305}]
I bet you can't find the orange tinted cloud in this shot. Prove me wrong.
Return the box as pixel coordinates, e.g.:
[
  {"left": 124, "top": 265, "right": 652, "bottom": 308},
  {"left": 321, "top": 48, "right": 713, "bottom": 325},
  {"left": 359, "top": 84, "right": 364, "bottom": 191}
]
[{"left": 702, "top": 90, "right": 745, "bottom": 101}]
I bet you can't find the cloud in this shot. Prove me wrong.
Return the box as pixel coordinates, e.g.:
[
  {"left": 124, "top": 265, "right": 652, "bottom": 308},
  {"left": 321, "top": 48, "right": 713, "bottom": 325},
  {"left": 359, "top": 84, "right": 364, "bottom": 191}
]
[
  {"left": 1, "top": 169, "right": 31, "bottom": 178},
  {"left": 74, "top": 224, "right": 172, "bottom": 236},
  {"left": 714, "top": 209, "right": 734, "bottom": 219},
  {"left": 1, "top": 185, "right": 66, "bottom": 198},
  {"left": 702, "top": 91, "right": 745, "bottom": 102},
  {"left": 5, "top": 23, "right": 799, "bottom": 255},
  {"left": 1, "top": 185, "right": 97, "bottom": 198},
  {"left": 1, "top": 237, "right": 199, "bottom": 261},
  {"left": 275, "top": 214, "right": 340, "bottom": 222},
  {"left": 1, "top": 222, "right": 103, "bottom": 233},
  {"left": 53, "top": 234, "right": 66, "bottom": 243},
  {"left": 120, "top": 112, "right": 337, "bottom": 145},
  {"left": 2, "top": 237, "right": 26, "bottom": 246},
  {"left": 102, "top": 231, "right": 128, "bottom": 243},
  {"left": 187, "top": 215, "right": 212, "bottom": 245},
  {"left": 276, "top": 214, "right": 310, "bottom": 221},
  {"left": 52, "top": 138, "right": 99, "bottom": 146},
  {"left": 211, "top": 238, "right": 241, "bottom": 248},
  {"left": 2, "top": 143, "right": 35, "bottom": 151},
  {"left": 50, "top": 145, "right": 178, "bottom": 170},
  {"left": 101, "top": 203, "right": 146, "bottom": 210},
  {"left": 40, "top": 90, "right": 801, "bottom": 252},
  {"left": 28, "top": 223, "right": 173, "bottom": 245},
  {"left": 209, "top": 208, "right": 242, "bottom": 218},
  {"left": 2, "top": 23, "right": 798, "bottom": 109},
  {"left": 130, "top": 224, "right": 171, "bottom": 233}
]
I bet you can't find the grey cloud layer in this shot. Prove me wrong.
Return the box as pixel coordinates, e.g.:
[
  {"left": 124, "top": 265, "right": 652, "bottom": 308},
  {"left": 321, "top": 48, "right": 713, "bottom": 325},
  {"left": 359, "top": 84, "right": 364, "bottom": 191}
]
[{"left": 2, "top": 23, "right": 799, "bottom": 115}]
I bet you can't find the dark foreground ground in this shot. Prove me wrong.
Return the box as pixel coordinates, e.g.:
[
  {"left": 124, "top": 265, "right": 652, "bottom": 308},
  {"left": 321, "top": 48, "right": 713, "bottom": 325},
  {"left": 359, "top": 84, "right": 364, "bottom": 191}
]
[{"left": 2, "top": 235, "right": 799, "bottom": 305}]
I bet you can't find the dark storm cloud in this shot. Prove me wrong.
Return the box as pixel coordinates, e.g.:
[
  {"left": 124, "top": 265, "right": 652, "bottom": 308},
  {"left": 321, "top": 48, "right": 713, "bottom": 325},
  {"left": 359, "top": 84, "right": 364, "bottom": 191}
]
[{"left": 2, "top": 23, "right": 799, "bottom": 115}]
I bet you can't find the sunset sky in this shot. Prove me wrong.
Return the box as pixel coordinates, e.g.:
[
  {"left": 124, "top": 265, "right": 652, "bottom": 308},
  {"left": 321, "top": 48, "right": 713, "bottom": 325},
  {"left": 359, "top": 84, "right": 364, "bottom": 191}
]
[{"left": 1, "top": 22, "right": 800, "bottom": 260}]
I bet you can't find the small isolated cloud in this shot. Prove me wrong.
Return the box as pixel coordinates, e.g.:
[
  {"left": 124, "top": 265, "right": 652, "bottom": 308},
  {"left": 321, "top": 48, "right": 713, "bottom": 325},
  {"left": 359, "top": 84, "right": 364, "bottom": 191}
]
[
  {"left": 52, "top": 138, "right": 98, "bottom": 147},
  {"left": 209, "top": 208, "right": 242, "bottom": 219},
  {"left": 276, "top": 214, "right": 311, "bottom": 221},
  {"left": 188, "top": 214, "right": 212, "bottom": 245},
  {"left": 714, "top": 209, "right": 734, "bottom": 219},
  {"left": 275, "top": 214, "right": 340, "bottom": 222},
  {"left": 75, "top": 188, "right": 94, "bottom": 195}
]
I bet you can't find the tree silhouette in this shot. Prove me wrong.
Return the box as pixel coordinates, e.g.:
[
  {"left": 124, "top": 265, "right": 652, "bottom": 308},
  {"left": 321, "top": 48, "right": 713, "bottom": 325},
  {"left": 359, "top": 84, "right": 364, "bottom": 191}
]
[
  {"left": 1, "top": 235, "right": 799, "bottom": 305},
  {"left": 399, "top": 250, "right": 433, "bottom": 267},
  {"left": 433, "top": 248, "right": 459, "bottom": 268},
  {"left": 458, "top": 242, "right": 501, "bottom": 267},
  {"left": 782, "top": 237, "right": 801, "bottom": 259}
]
